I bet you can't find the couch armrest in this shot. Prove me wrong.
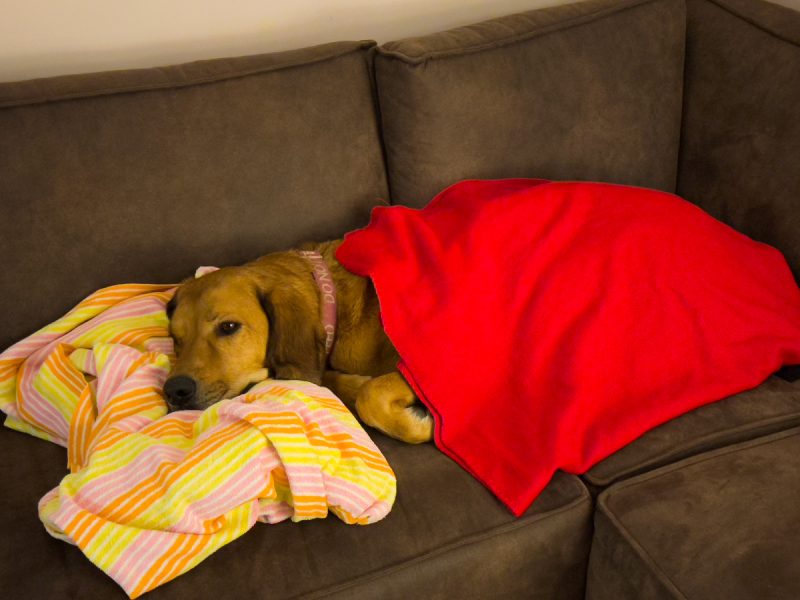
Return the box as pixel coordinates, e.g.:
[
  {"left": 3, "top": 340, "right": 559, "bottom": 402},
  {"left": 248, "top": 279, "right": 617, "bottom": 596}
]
[{"left": 677, "top": 0, "right": 800, "bottom": 279}]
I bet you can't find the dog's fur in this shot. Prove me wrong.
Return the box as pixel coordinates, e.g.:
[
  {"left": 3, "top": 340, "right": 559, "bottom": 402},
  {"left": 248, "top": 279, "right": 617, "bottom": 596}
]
[{"left": 165, "top": 240, "right": 433, "bottom": 444}]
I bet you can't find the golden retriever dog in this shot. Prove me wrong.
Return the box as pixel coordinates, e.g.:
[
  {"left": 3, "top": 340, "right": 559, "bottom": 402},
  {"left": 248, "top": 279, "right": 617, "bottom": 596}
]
[{"left": 164, "top": 240, "right": 433, "bottom": 444}]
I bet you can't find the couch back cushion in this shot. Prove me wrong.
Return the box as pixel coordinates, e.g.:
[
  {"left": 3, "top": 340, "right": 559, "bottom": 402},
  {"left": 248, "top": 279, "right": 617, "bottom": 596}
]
[
  {"left": 0, "top": 42, "right": 388, "bottom": 350},
  {"left": 375, "top": 0, "right": 686, "bottom": 207},
  {"left": 677, "top": 0, "right": 800, "bottom": 280}
]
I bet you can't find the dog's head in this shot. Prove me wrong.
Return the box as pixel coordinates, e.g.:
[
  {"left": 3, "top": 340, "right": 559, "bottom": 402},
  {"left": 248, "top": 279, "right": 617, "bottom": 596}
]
[{"left": 163, "top": 255, "right": 327, "bottom": 411}]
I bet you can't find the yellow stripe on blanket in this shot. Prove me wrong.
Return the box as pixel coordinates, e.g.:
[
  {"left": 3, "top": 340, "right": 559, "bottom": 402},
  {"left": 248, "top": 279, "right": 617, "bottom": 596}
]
[{"left": 0, "top": 284, "right": 396, "bottom": 598}]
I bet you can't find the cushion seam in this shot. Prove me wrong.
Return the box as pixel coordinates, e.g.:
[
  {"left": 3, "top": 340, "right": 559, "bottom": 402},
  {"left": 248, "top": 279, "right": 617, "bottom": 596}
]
[
  {"left": 595, "top": 508, "right": 690, "bottom": 599},
  {"left": 703, "top": 0, "right": 800, "bottom": 47},
  {"left": 299, "top": 484, "right": 591, "bottom": 599},
  {"left": 600, "top": 426, "right": 800, "bottom": 503},
  {"left": 376, "top": 0, "right": 671, "bottom": 65},
  {"left": 585, "top": 407, "right": 800, "bottom": 487},
  {"left": 0, "top": 41, "right": 375, "bottom": 109}
]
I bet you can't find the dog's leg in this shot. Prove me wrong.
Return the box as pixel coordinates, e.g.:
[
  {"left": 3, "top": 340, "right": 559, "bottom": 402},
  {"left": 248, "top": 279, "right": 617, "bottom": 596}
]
[
  {"left": 322, "top": 371, "right": 371, "bottom": 410},
  {"left": 355, "top": 372, "right": 433, "bottom": 444}
]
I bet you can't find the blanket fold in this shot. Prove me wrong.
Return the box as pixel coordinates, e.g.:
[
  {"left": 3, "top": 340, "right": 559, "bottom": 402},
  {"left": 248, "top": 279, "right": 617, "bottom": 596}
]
[
  {"left": 0, "top": 284, "right": 395, "bottom": 598},
  {"left": 336, "top": 179, "right": 800, "bottom": 515}
]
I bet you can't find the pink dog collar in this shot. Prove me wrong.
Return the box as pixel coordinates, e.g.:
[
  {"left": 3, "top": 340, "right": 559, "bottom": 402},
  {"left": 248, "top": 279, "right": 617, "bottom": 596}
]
[{"left": 297, "top": 251, "right": 337, "bottom": 356}]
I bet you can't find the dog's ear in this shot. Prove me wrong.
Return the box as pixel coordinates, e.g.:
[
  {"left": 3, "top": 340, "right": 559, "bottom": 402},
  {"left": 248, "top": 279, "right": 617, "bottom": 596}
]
[
  {"left": 166, "top": 277, "right": 194, "bottom": 320},
  {"left": 259, "top": 288, "right": 326, "bottom": 384},
  {"left": 166, "top": 293, "right": 178, "bottom": 319}
]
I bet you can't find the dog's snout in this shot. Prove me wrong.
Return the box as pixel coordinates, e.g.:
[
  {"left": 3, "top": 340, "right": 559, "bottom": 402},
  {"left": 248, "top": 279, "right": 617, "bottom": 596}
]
[{"left": 164, "top": 375, "right": 197, "bottom": 408}]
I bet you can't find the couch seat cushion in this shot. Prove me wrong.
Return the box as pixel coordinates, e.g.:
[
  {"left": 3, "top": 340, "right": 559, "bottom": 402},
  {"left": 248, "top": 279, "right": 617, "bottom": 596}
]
[
  {"left": 587, "top": 427, "right": 800, "bottom": 599},
  {"left": 583, "top": 376, "right": 800, "bottom": 490},
  {"left": 0, "top": 425, "right": 592, "bottom": 599}
]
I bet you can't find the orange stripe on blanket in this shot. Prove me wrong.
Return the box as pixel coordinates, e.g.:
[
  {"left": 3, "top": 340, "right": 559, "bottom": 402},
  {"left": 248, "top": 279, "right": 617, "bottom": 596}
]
[
  {"left": 113, "top": 327, "right": 169, "bottom": 347},
  {"left": 98, "top": 421, "right": 249, "bottom": 524},
  {"left": 68, "top": 387, "right": 96, "bottom": 472},
  {"left": 45, "top": 344, "right": 85, "bottom": 398},
  {"left": 15, "top": 361, "right": 50, "bottom": 435},
  {"left": 88, "top": 389, "right": 165, "bottom": 437},
  {"left": 85, "top": 397, "right": 164, "bottom": 457},
  {"left": 66, "top": 508, "right": 106, "bottom": 549},
  {"left": 124, "top": 352, "right": 163, "bottom": 377},
  {"left": 132, "top": 532, "right": 213, "bottom": 598},
  {"left": 139, "top": 417, "right": 196, "bottom": 439}
]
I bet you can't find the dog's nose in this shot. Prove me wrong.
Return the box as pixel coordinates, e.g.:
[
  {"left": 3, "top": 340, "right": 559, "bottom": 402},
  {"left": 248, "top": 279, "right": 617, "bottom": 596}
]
[{"left": 163, "top": 375, "right": 197, "bottom": 407}]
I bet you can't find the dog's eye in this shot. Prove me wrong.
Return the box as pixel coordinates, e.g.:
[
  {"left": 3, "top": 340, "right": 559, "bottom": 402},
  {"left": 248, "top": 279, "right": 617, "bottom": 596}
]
[{"left": 217, "top": 321, "right": 241, "bottom": 336}]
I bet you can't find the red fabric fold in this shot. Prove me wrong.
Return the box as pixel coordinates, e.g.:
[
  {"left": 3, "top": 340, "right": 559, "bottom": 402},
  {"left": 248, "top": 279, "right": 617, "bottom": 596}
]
[{"left": 336, "top": 179, "right": 800, "bottom": 515}]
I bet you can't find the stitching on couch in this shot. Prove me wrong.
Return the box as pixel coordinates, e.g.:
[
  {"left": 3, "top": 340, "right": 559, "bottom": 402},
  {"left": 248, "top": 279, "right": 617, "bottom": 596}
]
[
  {"left": 591, "top": 428, "right": 800, "bottom": 599},
  {"left": 599, "top": 425, "right": 800, "bottom": 501},
  {"left": 704, "top": 0, "right": 800, "bottom": 47},
  {"left": 0, "top": 42, "right": 376, "bottom": 109},
  {"left": 586, "top": 407, "right": 800, "bottom": 487},
  {"left": 593, "top": 509, "right": 690, "bottom": 599},
  {"left": 298, "top": 483, "right": 592, "bottom": 599},
  {"left": 376, "top": 0, "right": 673, "bottom": 65}
]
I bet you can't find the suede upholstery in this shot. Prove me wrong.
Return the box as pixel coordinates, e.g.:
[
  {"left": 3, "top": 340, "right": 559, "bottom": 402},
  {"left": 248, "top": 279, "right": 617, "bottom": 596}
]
[
  {"left": 0, "top": 41, "right": 388, "bottom": 351},
  {"left": 677, "top": 0, "right": 800, "bottom": 279},
  {"left": 375, "top": 0, "right": 686, "bottom": 207},
  {"left": 587, "top": 427, "right": 800, "bottom": 599},
  {"left": 0, "top": 425, "right": 592, "bottom": 599},
  {"left": 583, "top": 376, "right": 800, "bottom": 491},
  {"left": 1, "top": 0, "right": 800, "bottom": 597}
]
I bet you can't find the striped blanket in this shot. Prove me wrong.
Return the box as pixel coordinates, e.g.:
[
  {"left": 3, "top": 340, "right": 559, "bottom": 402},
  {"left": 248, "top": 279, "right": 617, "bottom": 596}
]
[{"left": 0, "top": 284, "right": 396, "bottom": 598}]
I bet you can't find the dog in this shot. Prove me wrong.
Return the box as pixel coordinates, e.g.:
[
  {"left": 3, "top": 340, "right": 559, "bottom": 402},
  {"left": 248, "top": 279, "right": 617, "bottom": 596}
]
[{"left": 164, "top": 240, "right": 433, "bottom": 444}]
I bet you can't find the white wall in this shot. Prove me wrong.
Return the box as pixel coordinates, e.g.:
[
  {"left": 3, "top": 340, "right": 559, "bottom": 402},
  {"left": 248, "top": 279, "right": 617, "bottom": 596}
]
[
  {"left": 1, "top": 0, "right": 799, "bottom": 83},
  {"left": 0, "top": 0, "right": 563, "bottom": 82}
]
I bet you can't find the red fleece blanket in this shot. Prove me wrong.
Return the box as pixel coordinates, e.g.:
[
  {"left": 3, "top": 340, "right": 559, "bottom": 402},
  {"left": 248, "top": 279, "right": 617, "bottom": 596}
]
[{"left": 336, "top": 179, "right": 800, "bottom": 515}]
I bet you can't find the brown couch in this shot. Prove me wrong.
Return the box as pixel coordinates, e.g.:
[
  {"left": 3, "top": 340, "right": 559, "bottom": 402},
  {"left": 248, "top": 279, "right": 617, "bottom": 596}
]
[{"left": 1, "top": 0, "right": 798, "bottom": 597}]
